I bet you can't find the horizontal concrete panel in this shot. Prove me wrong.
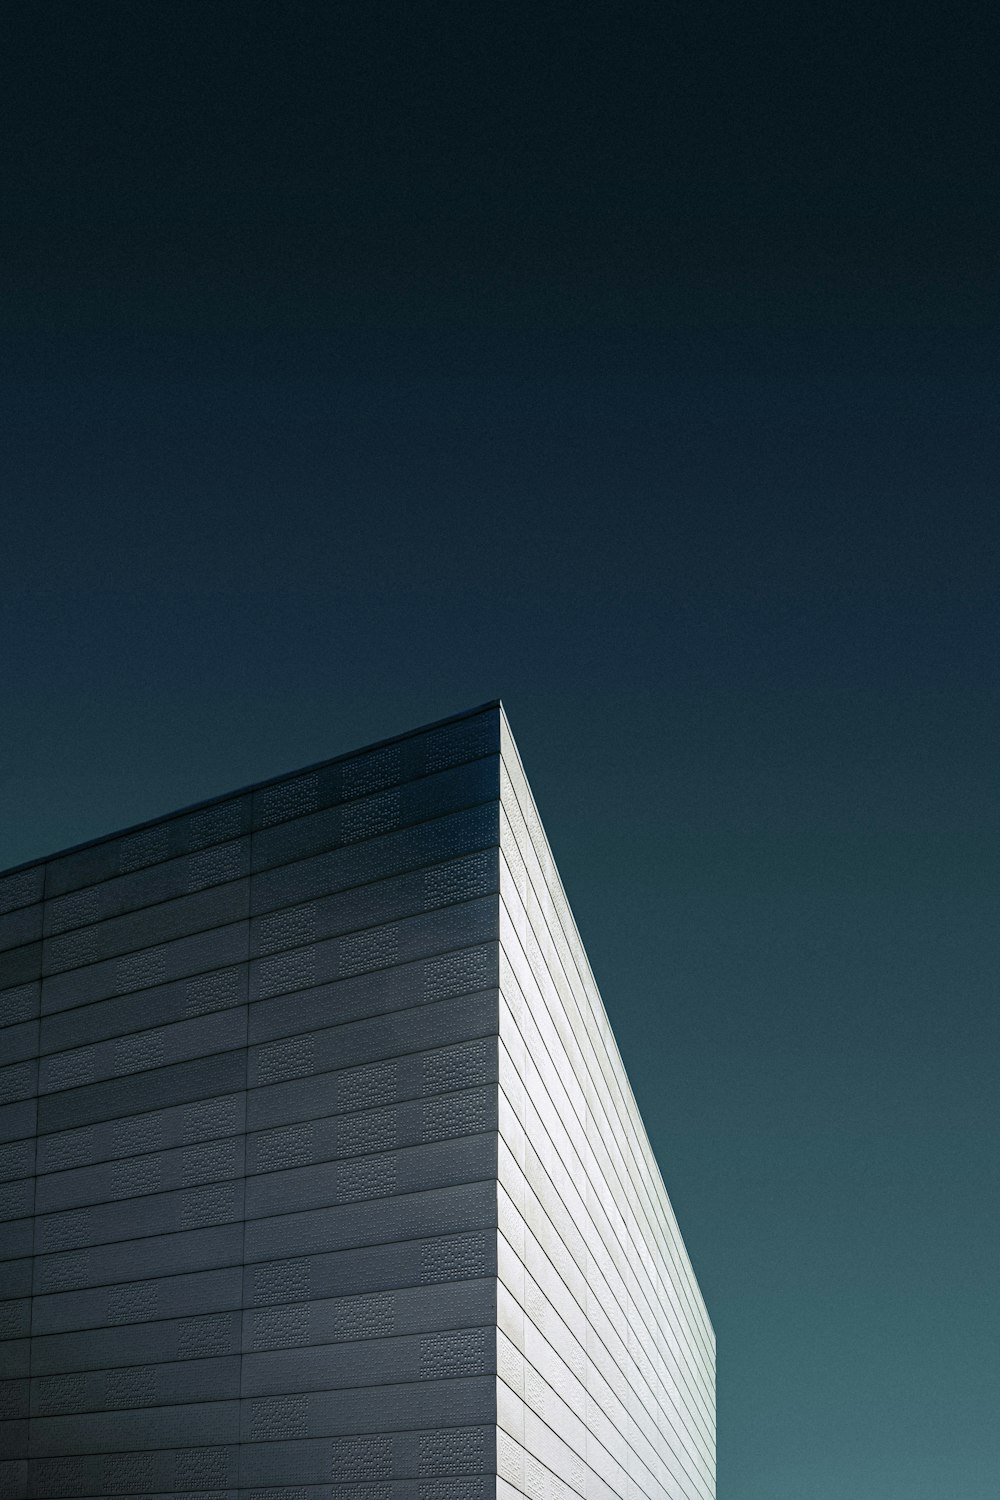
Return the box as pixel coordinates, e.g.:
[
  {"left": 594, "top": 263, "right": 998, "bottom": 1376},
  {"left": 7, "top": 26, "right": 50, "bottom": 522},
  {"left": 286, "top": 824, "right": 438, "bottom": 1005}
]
[
  {"left": 1, "top": 1337, "right": 30, "bottom": 1380},
  {"left": 0, "top": 1139, "right": 35, "bottom": 1188},
  {"left": 250, "top": 709, "right": 498, "bottom": 834},
  {"left": 240, "top": 1422, "right": 495, "bottom": 1486},
  {"left": 498, "top": 1205, "right": 585, "bottom": 1384},
  {"left": 245, "top": 1179, "right": 497, "bottom": 1264},
  {"left": 247, "top": 898, "right": 496, "bottom": 1005},
  {"left": 0, "top": 1020, "right": 39, "bottom": 1068},
  {"left": 499, "top": 1359, "right": 592, "bottom": 1481},
  {"left": 0, "top": 981, "right": 40, "bottom": 1029},
  {"left": 0, "top": 867, "right": 44, "bottom": 917},
  {"left": 245, "top": 1134, "right": 496, "bottom": 1220},
  {"left": 251, "top": 758, "right": 499, "bottom": 874},
  {"left": 37, "top": 1051, "right": 246, "bottom": 1134},
  {"left": 246, "top": 1009, "right": 496, "bottom": 1136},
  {"left": 326, "top": 1481, "right": 494, "bottom": 1500},
  {"left": 36, "top": 1135, "right": 245, "bottom": 1215},
  {"left": 30, "top": 1492, "right": 236, "bottom": 1500},
  {"left": 0, "top": 903, "right": 42, "bottom": 955},
  {"left": 250, "top": 802, "right": 498, "bottom": 917},
  {"left": 242, "top": 1323, "right": 493, "bottom": 1395},
  {"left": 37, "top": 1094, "right": 246, "bottom": 1177},
  {"left": 0, "top": 1416, "right": 28, "bottom": 1460},
  {"left": 0, "top": 1258, "right": 32, "bottom": 1301},
  {"left": 0, "top": 1377, "right": 28, "bottom": 1418},
  {"left": 243, "top": 1230, "right": 497, "bottom": 1308},
  {"left": 44, "top": 840, "right": 252, "bottom": 939},
  {"left": 44, "top": 796, "right": 252, "bottom": 900},
  {"left": 0, "top": 1060, "right": 36, "bottom": 1108},
  {"left": 41, "top": 923, "right": 249, "bottom": 1018},
  {"left": 246, "top": 1084, "right": 496, "bottom": 1177},
  {"left": 242, "top": 1277, "right": 494, "bottom": 1353},
  {"left": 499, "top": 751, "right": 715, "bottom": 1499},
  {"left": 0, "top": 1301, "right": 31, "bottom": 1343},
  {"left": 501, "top": 1276, "right": 696, "bottom": 1491},
  {"left": 31, "top": 1356, "right": 240, "bottom": 1415},
  {"left": 0, "top": 1220, "right": 33, "bottom": 1263},
  {"left": 504, "top": 778, "right": 662, "bottom": 1169},
  {"left": 33, "top": 1266, "right": 243, "bottom": 1341},
  {"left": 248, "top": 948, "right": 496, "bottom": 1046},
  {"left": 505, "top": 1323, "right": 675, "bottom": 1500},
  {"left": 239, "top": 1375, "right": 494, "bottom": 1442},
  {"left": 249, "top": 851, "right": 497, "bottom": 961},
  {"left": 27, "top": 1443, "right": 240, "bottom": 1496},
  {"left": 29, "top": 1397, "right": 241, "bottom": 1455},
  {"left": 512, "top": 1114, "right": 710, "bottom": 1433},
  {"left": 0, "top": 1099, "right": 37, "bottom": 1147},
  {"left": 40, "top": 964, "right": 248, "bottom": 1057},
  {"left": 509, "top": 1074, "right": 710, "bottom": 1446},
  {"left": 33, "top": 1310, "right": 241, "bottom": 1375},
  {"left": 39, "top": 1010, "right": 246, "bottom": 1099},
  {"left": 42, "top": 880, "right": 250, "bottom": 978},
  {"left": 35, "top": 1179, "right": 246, "bottom": 1255},
  {"left": 33, "top": 1223, "right": 243, "bottom": 1299},
  {"left": 250, "top": 960, "right": 499, "bottom": 1068},
  {"left": 0, "top": 945, "right": 41, "bottom": 994},
  {"left": 251, "top": 1007, "right": 494, "bottom": 1122},
  {"left": 0, "top": 1179, "right": 34, "bottom": 1224}
]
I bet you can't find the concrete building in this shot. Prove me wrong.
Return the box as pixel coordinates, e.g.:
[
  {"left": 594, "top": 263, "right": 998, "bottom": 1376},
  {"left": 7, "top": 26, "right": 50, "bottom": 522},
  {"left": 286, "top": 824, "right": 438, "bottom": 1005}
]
[{"left": 0, "top": 702, "right": 715, "bottom": 1500}]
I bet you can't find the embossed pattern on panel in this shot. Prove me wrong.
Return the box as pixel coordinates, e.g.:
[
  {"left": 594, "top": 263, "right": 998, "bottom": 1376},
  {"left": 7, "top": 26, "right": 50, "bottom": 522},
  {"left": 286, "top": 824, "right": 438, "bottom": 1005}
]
[
  {"left": 239, "top": 711, "right": 500, "bottom": 1494},
  {"left": 1, "top": 707, "right": 502, "bottom": 1499},
  {"left": 245, "top": 713, "right": 499, "bottom": 1494}
]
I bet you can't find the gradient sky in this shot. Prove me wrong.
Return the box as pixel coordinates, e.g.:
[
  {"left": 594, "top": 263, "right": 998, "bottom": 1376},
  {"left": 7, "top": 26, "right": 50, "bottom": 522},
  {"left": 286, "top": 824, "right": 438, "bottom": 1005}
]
[{"left": 3, "top": 6, "right": 998, "bottom": 1496}]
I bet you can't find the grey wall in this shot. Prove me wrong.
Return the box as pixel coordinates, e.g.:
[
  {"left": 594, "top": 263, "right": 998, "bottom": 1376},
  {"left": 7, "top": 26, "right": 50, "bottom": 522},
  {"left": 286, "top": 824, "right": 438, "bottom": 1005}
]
[
  {"left": 0, "top": 702, "right": 715, "bottom": 1500},
  {"left": 0, "top": 707, "right": 503, "bottom": 1500},
  {"left": 496, "top": 717, "right": 716, "bottom": 1500}
]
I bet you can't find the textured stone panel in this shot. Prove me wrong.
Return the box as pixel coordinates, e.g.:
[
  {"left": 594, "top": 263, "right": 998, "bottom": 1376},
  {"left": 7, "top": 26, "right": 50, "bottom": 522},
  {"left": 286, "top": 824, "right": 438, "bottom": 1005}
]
[
  {"left": 252, "top": 759, "right": 498, "bottom": 875},
  {"left": 41, "top": 923, "right": 249, "bottom": 1017},
  {"left": 38, "top": 965, "right": 249, "bottom": 1057},
  {"left": 37, "top": 1051, "right": 246, "bottom": 1134},
  {"left": 42, "top": 880, "right": 249, "bottom": 976},
  {"left": 44, "top": 797, "right": 251, "bottom": 900},
  {"left": 0, "top": 905, "right": 43, "bottom": 956},
  {"left": 33, "top": 1222, "right": 243, "bottom": 1301},
  {"left": 251, "top": 805, "right": 498, "bottom": 918}
]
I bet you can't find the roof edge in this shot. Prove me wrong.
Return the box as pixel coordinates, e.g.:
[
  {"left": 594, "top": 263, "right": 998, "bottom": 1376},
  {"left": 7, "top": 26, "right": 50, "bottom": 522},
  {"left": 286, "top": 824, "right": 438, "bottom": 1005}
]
[{"left": 1, "top": 699, "right": 504, "bottom": 879}]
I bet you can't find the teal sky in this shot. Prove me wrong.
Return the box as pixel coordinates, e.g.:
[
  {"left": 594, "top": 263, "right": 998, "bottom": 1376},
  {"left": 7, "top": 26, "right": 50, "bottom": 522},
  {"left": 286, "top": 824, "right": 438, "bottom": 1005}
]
[{"left": 3, "top": 6, "right": 998, "bottom": 1494}]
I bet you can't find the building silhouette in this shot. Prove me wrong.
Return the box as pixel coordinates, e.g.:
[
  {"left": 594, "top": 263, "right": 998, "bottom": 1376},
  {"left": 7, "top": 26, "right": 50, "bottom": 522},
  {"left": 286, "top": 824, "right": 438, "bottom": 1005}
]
[{"left": 0, "top": 702, "right": 715, "bottom": 1499}]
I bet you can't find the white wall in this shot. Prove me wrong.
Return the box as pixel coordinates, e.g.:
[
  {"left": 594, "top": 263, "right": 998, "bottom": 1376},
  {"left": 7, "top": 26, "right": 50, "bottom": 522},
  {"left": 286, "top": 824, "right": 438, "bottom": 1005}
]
[{"left": 496, "top": 711, "right": 715, "bottom": 1500}]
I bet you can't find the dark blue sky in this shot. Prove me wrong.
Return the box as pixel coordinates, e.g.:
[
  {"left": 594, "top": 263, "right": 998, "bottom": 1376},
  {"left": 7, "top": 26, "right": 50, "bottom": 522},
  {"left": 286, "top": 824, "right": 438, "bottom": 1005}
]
[{"left": 3, "top": 5, "right": 998, "bottom": 1495}]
